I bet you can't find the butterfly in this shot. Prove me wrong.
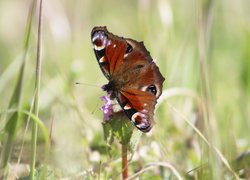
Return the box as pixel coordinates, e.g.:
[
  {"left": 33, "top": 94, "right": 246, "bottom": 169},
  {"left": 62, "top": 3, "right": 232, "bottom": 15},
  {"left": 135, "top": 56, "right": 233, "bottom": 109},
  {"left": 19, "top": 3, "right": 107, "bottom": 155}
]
[{"left": 91, "top": 26, "right": 165, "bottom": 132}]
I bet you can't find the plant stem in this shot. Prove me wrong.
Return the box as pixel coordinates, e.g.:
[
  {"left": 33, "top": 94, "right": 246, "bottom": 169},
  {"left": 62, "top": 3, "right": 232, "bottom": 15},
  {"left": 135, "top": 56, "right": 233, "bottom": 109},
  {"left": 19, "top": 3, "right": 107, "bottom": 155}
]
[
  {"left": 122, "top": 144, "right": 128, "bottom": 179},
  {"left": 30, "top": 0, "right": 43, "bottom": 179}
]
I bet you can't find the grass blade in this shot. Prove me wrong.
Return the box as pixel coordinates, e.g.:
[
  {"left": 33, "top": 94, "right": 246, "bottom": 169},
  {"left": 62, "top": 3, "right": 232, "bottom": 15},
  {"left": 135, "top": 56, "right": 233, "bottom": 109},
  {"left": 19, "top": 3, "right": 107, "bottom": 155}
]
[
  {"left": 0, "top": 0, "right": 37, "bottom": 173},
  {"left": 30, "top": 0, "right": 43, "bottom": 179},
  {"left": 0, "top": 109, "right": 50, "bottom": 175}
]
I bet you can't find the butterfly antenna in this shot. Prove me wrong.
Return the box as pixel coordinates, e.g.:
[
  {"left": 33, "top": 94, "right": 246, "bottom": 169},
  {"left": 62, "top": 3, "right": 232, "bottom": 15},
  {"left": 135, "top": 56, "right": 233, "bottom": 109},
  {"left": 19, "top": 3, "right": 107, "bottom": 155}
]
[
  {"left": 75, "top": 82, "right": 100, "bottom": 87},
  {"left": 75, "top": 82, "right": 102, "bottom": 114}
]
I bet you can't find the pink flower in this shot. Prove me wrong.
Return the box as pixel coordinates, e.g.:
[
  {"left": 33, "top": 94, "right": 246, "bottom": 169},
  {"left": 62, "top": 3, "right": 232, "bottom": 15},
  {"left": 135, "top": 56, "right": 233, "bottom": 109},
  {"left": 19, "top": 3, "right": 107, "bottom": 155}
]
[{"left": 100, "top": 95, "right": 113, "bottom": 122}]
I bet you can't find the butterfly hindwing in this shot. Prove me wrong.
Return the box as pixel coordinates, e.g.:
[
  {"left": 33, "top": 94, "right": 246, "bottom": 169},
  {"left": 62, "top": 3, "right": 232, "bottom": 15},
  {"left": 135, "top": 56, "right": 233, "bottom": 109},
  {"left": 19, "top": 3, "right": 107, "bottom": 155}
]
[
  {"left": 116, "top": 62, "right": 164, "bottom": 132},
  {"left": 116, "top": 89, "right": 156, "bottom": 132}
]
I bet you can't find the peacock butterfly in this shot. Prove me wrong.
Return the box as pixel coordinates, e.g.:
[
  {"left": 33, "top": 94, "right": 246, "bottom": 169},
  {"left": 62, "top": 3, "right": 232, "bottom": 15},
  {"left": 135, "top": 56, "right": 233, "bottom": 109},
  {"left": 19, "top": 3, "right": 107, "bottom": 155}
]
[{"left": 91, "top": 26, "right": 165, "bottom": 132}]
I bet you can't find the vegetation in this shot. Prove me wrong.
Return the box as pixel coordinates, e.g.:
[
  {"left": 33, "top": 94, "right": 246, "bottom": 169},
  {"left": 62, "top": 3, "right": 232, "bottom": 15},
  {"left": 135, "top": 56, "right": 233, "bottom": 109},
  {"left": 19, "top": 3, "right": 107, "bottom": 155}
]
[{"left": 0, "top": 0, "right": 249, "bottom": 179}]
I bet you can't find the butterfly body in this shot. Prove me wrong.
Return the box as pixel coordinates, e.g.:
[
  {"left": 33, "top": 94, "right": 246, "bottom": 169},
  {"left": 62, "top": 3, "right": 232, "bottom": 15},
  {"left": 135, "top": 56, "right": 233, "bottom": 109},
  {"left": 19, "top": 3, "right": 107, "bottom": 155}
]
[{"left": 91, "top": 26, "right": 165, "bottom": 132}]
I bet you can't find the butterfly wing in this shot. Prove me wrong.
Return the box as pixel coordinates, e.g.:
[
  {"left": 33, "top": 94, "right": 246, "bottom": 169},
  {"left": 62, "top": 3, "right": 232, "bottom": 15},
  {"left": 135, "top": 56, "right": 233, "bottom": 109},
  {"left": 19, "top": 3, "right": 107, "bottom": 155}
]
[
  {"left": 91, "top": 26, "right": 128, "bottom": 79},
  {"left": 117, "top": 89, "right": 156, "bottom": 132},
  {"left": 116, "top": 62, "right": 164, "bottom": 132},
  {"left": 91, "top": 26, "right": 165, "bottom": 132}
]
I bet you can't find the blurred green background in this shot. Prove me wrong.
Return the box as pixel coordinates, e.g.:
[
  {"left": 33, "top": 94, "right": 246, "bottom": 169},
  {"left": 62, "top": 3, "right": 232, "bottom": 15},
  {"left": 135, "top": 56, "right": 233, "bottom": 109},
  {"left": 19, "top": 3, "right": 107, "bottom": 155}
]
[{"left": 0, "top": 0, "right": 249, "bottom": 179}]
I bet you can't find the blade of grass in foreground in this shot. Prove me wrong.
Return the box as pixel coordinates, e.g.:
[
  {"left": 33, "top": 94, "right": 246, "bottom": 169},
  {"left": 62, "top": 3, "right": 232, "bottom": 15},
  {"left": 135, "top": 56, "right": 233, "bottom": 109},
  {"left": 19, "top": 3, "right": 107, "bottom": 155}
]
[
  {"left": 0, "top": 0, "right": 36, "bottom": 173},
  {"left": 30, "top": 0, "right": 43, "bottom": 179},
  {"left": 0, "top": 109, "right": 50, "bottom": 179}
]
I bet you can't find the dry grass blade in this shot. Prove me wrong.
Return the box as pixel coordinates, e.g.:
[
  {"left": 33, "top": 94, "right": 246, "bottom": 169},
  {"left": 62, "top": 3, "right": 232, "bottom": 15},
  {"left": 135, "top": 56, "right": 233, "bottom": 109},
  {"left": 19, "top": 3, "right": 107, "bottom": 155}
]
[
  {"left": 17, "top": 92, "right": 36, "bottom": 164},
  {"left": 167, "top": 103, "right": 240, "bottom": 179},
  {"left": 126, "top": 162, "right": 183, "bottom": 180},
  {"left": 157, "top": 87, "right": 201, "bottom": 108},
  {"left": 30, "top": 0, "right": 44, "bottom": 178}
]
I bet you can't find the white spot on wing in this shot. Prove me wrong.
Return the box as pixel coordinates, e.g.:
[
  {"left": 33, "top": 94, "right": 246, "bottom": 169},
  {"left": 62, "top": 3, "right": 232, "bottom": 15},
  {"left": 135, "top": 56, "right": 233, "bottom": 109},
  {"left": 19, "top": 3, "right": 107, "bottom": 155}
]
[
  {"left": 99, "top": 57, "right": 105, "bottom": 63},
  {"left": 124, "top": 104, "right": 131, "bottom": 110},
  {"left": 123, "top": 53, "right": 129, "bottom": 59},
  {"left": 131, "top": 112, "right": 147, "bottom": 122},
  {"left": 141, "top": 86, "right": 148, "bottom": 92},
  {"left": 94, "top": 44, "right": 105, "bottom": 51},
  {"left": 92, "top": 35, "right": 98, "bottom": 43},
  {"left": 155, "top": 84, "right": 161, "bottom": 98}
]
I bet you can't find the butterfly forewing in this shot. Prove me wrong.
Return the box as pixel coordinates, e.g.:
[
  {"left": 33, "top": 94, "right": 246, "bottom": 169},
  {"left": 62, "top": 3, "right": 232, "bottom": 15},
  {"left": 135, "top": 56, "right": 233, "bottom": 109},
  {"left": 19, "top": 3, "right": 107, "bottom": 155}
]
[{"left": 91, "top": 27, "right": 127, "bottom": 78}]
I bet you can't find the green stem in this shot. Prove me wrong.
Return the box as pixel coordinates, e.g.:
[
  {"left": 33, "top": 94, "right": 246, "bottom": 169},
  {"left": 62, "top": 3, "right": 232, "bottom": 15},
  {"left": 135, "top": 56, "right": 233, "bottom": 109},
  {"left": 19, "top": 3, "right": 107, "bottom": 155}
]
[
  {"left": 122, "top": 144, "right": 128, "bottom": 179},
  {"left": 30, "top": 0, "right": 43, "bottom": 179}
]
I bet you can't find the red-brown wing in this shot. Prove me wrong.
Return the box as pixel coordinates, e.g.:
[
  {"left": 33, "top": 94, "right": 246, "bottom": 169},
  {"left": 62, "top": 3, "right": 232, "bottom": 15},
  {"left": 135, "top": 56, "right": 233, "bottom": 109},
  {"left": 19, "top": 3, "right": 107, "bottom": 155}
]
[
  {"left": 116, "top": 88, "right": 156, "bottom": 132},
  {"left": 91, "top": 26, "right": 153, "bottom": 78},
  {"left": 116, "top": 63, "right": 165, "bottom": 132},
  {"left": 91, "top": 26, "right": 127, "bottom": 79}
]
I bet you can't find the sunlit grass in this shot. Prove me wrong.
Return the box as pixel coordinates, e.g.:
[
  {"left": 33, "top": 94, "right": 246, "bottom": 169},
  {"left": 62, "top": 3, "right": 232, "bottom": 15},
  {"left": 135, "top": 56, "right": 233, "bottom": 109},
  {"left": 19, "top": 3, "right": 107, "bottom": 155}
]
[{"left": 0, "top": 0, "right": 249, "bottom": 179}]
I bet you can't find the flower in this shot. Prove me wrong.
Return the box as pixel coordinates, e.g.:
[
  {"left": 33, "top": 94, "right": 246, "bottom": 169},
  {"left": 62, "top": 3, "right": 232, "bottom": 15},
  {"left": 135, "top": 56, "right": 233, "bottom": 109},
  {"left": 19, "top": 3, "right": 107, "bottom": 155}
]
[{"left": 100, "top": 95, "right": 113, "bottom": 122}]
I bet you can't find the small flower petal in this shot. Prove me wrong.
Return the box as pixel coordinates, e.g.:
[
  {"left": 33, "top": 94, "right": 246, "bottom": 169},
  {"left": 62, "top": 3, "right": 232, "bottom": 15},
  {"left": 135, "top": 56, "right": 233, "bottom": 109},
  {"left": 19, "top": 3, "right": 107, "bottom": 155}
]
[{"left": 100, "top": 95, "right": 113, "bottom": 123}]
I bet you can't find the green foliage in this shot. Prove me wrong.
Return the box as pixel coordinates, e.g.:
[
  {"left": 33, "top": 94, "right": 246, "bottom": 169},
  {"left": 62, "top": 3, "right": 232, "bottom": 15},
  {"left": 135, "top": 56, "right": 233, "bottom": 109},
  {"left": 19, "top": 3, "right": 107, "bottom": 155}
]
[
  {"left": 103, "top": 114, "right": 134, "bottom": 145},
  {"left": 240, "top": 29, "right": 250, "bottom": 94},
  {"left": 232, "top": 151, "right": 250, "bottom": 177},
  {"left": 19, "top": 166, "right": 58, "bottom": 180},
  {"left": 0, "top": 0, "right": 36, "bottom": 172}
]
